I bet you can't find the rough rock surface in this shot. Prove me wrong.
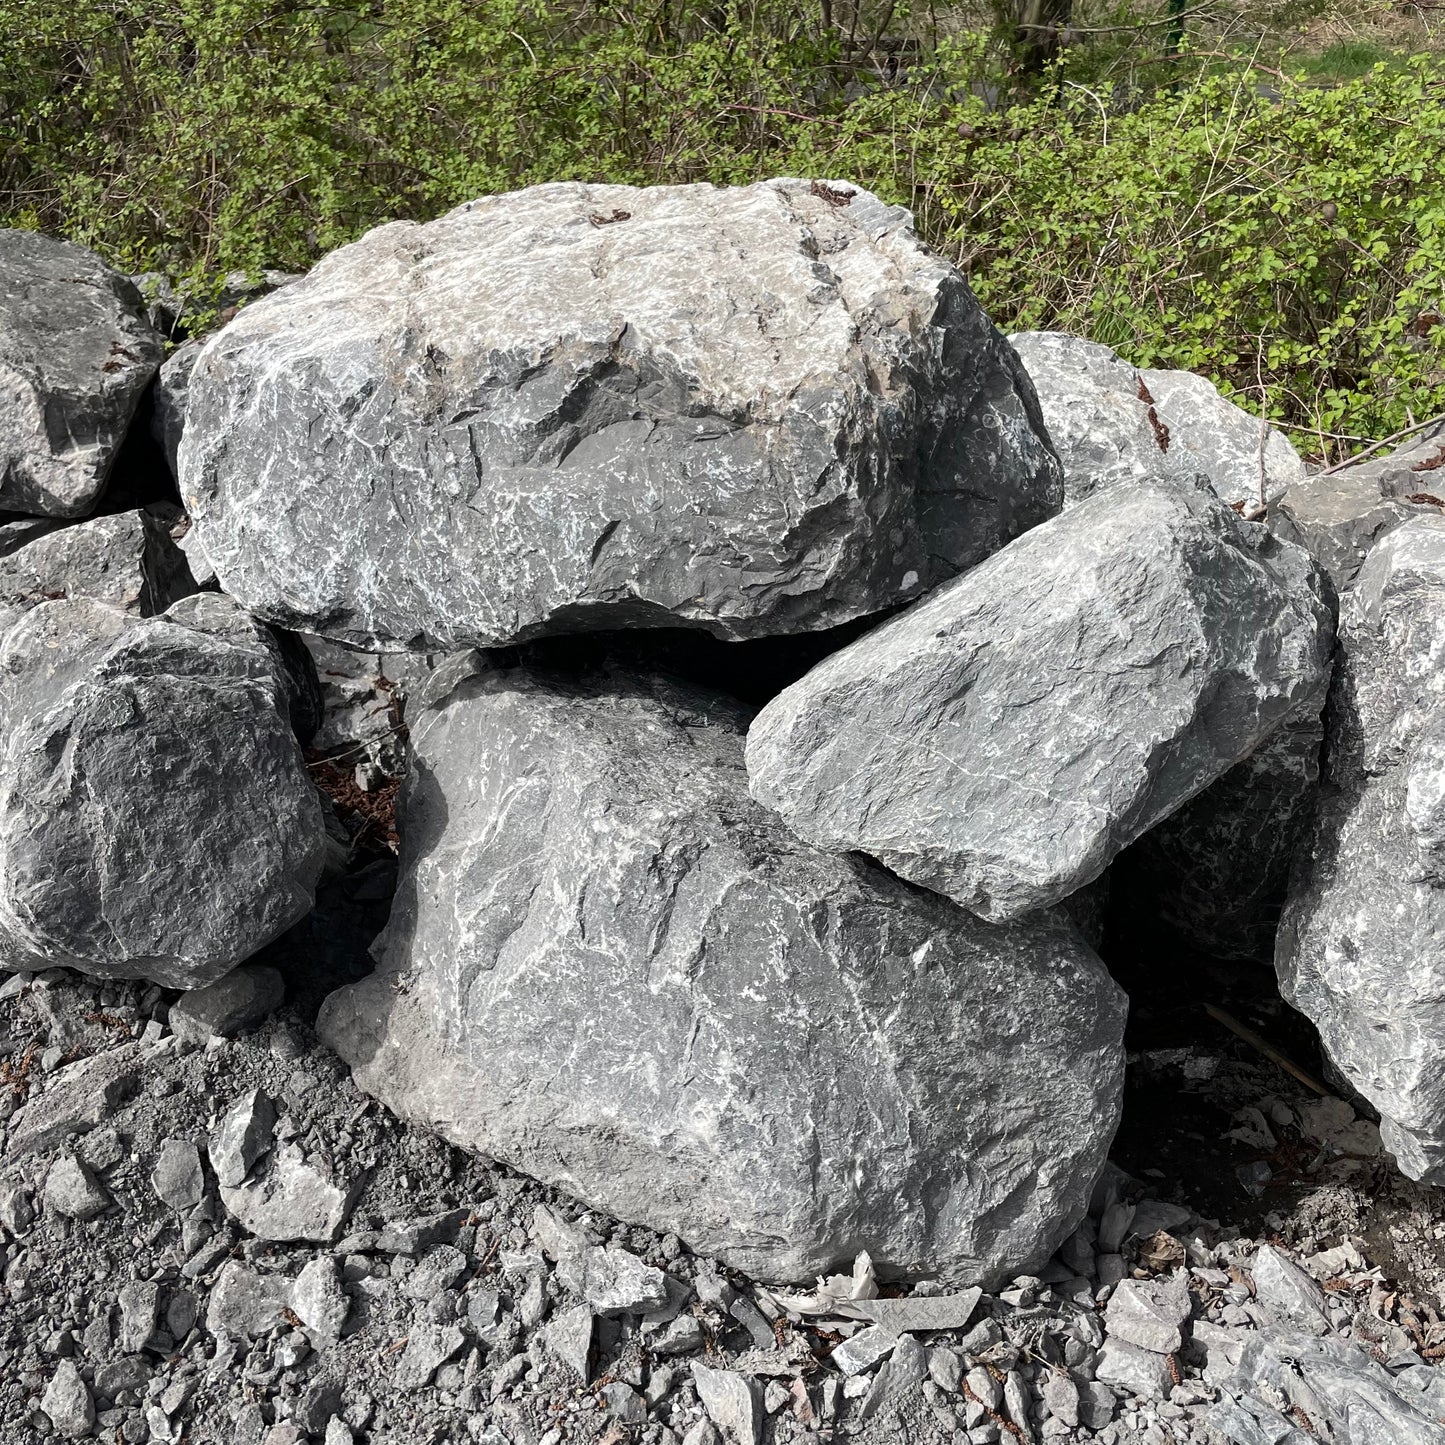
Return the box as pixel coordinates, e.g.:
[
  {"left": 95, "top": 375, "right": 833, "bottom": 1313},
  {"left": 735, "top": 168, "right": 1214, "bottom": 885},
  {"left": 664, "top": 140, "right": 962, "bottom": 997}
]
[
  {"left": 151, "top": 336, "right": 201, "bottom": 480},
  {"left": 747, "top": 475, "right": 1335, "bottom": 922},
  {"left": 1008, "top": 331, "right": 1304, "bottom": 507},
  {"left": 0, "top": 230, "right": 164, "bottom": 517},
  {"left": 1278, "top": 514, "right": 1445, "bottom": 1182},
  {"left": 1269, "top": 418, "right": 1445, "bottom": 591},
  {"left": 181, "top": 179, "right": 1061, "bottom": 650},
  {"left": 319, "top": 661, "right": 1126, "bottom": 1285},
  {"left": 0, "top": 508, "right": 197, "bottom": 631},
  {"left": 0, "top": 592, "right": 326, "bottom": 987}
]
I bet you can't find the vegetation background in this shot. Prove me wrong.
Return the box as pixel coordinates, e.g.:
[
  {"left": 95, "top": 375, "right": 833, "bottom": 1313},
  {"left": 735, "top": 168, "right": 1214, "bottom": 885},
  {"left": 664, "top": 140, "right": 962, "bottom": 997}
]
[{"left": 2, "top": 0, "right": 1442, "bottom": 458}]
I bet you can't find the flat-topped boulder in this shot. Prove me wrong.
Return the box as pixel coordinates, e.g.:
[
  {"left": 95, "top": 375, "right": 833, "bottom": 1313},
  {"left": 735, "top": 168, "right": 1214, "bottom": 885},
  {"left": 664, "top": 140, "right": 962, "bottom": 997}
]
[
  {"left": 181, "top": 179, "right": 1061, "bottom": 650},
  {"left": 0, "top": 593, "right": 326, "bottom": 987},
  {"left": 319, "top": 661, "right": 1125, "bottom": 1285},
  {"left": 0, "top": 230, "right": 164, "bottom": 517},
  {"left": 747, "top": 475, "right": 1334, "bottom": 921}
]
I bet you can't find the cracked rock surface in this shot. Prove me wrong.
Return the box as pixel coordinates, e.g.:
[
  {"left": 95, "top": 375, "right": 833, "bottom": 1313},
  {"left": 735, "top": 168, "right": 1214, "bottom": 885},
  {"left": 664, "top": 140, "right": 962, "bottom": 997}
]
[
  {"left": 180, "top": 179, "right": 1061, "bottom": 650},
  {"left": 0, "top": 593, "right": 326, "bottom": 987},
  {"left": 746, "top": 474, "right": 1334, "bottom": 922},
  {"left": 0, "top": 230, "right": 164, "bottom": 518},
  {"left": 318, "top": 659, "right": 1126, "bottom": 1286}
]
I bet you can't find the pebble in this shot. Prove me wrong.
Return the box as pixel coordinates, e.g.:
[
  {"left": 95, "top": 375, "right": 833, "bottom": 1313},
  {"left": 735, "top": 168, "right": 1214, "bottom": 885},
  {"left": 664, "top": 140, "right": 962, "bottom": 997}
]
[
  {"left": 43, "top": 1154, "right": 110, "bottom": 1220},
  {"left": 41, "top": 1358, "right": 94, "bottom": 1439}
]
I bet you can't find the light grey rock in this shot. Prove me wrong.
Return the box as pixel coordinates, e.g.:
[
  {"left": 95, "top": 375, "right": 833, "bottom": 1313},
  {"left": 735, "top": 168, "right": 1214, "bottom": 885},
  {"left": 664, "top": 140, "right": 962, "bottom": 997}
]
[
  {"left": 40, "top": 1358, "right": 94, "bottom": 1439},
  {"left": 218, "top": 1143, "right": 361, "bottom": 1243},
  {"left": 1230, "top": 1328, "right": 1445, "bottom": 1444},
  {"left": 1113, "top": 690, "right": 1327, "bottom": 961},
  {"left": 747, "top": 475, "right": 1334, "bottom": 921},
  {"left": 692, "top": 1363, "right": 763, "bottom": 1445},
  {"left": 43, "top": 1153, "right": 110, "bottom": 1219},
  {"left": 0, "top": 1180, "right": 33, "bottom": 1235},
  {"left": 5, "top": 1041, "right": 148, "bottom": 1157},
  {"left": 1041, "top": 1370, "right": 1080, "bottom": 1426},
  {"left": 291, "top": 1257, "right": 350, "bottom": 1345},
  {"left": 1095, "top": 1339, "right": 1176, "bottom": 1400},
  {"left": 374, "top": 1208, "right": 467, "bottom": 1256},
  {"left": 965, "top": 1367, "right": 1001, "bottom": 1410},
  {"left": 1249, "top": 1246, "right": 1330, "bottom": 1335},
  {"left": 117, "top": 1281, "right": 159, "bottom": 1353},
  {"left": 0, "top": 594, "right": 326, "bottom": 987},
  {"left": 556, "top": 1243, "right": 669, "bottom": 1316},
  {"left": 182, "top": 179, "right": 1060, "bottom": 651},
  {"left": 646, "top": 1312, "right": 704, "bottom": 1358},
  {"left": 152, "top": 338, "right": 201, "bottom": 480},
  {"left": 391, "top": 1324, "right": 464, "bottom": 1390},
  {"left": 210, "top": 1089, "right": 276, "bottom": 1188},
  {"left": 849, "top": 1288, "right": 982, "bottom": 1333},
  {"left": 0, "top": 509, "right": 196, "bottom": 624},
  {"left": 832, "top": 1326, "right": 900, "bottom": 1377},
  {"left": 0, "top": 230, "right": 164, "bottom": 517},
  {"left": 1076, "top": 1380, "right": 1115, "bottom": 1430},
  {"left": 151, "top": 1139, "right": 204, "bottom": 1212},
  {"left": 319, "top": 664, "right": 1126, "bottom": 1285},
  {"left": 541, "top": 1303, "right": 594, "bottom": 1382},
  {"left": 400, "top": 1244, "right": 468, "bottom": 1300},
  {"left": 1102, "top": 1274, "right": 1190, "bottom": 1354},
  {"left": 1008, "top": 331, "right": 1304, "bottom": 508},
  {"left": 1269, "top": 419, "right": 1445, "bottom": 591},
  {"left": 1278, "top": 516, "right": 1445, "bottom": 1180},
  {"left": 206, "top": 1261, "right": 293, "bottom": 1339},
  {"left": 167, "top": 965, "right": 284, "bottom": 1044}
]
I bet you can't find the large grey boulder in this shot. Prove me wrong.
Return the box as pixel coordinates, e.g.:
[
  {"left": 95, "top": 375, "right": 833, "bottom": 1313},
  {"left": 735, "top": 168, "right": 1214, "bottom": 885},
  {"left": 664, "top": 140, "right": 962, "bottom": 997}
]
[
  {"left": 181, "top": 179, "right": 1061, "bottom": 650},
  {"left": 0, "top": 592, "right": 327, "bottom": 987},
  {"left": 746, "top": 475, "right": 1334, "bottom": 922},
  {"left": 0, "top": 230, "right": 164, "bottom": 517},
  {"left": 1278, "top": 515, "right": 1445, "bottom": 1182},
  {"left": 1008, "top": 332, "right": 1304, "bottom": 508},
  {"left": 1269, "top": 419, "right": 1445, "bottom": 592},
  {"left": 319, "top": 662, "right": 1126, "bottom": 1286},
  {"left": 0, "top": 509, "right": 197, "bottom": 632}
]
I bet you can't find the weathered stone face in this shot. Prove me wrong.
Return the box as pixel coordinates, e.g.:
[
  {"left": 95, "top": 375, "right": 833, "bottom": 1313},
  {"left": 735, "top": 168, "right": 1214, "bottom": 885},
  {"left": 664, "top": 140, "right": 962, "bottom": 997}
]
[
  {"left": 746, "top": 475, "right": 1335, "bottom": 922},
  {"left": 319, "top": 662, "right": 1126, "bottom": 1287},
  {"left": 1278, "top": 515, "right": 1445, "bottom": 1182},
  {"left": 181, "top": 179, "right": 1061, "bottom": 651},
  {"left": 1009, "top": 331, "right": 1304, "bottom": 509},
  {"left": 0, "top": 230, "right": 164, "bottom": 517},
  {"left": 0, "top": 593, "right": 327, "bottom": 988}
]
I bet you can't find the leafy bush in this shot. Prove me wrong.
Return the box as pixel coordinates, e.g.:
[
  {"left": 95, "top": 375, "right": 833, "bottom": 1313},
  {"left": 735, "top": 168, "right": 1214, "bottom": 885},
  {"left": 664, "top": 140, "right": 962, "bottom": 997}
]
[{"left": 2, "top": 1, "right": 1442, "bottom": 451}]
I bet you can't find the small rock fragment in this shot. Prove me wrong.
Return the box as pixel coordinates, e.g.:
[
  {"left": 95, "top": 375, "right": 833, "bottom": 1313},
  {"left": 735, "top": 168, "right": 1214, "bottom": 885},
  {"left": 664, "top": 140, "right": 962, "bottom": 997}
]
[
  {"left": 209, "top": 1089, "right": 275, "bottom": 1188},
  {"left": 292, "top": 1256, "right": 350, "bottom": 1345},
  {"left": 151, "top": 1140, "right": 204, "bottom": 1212},
  {"left": 602, "top": 1382, "right": 646, "bottom": 1423},
  {"left": 219, "top": 1145, "right": 361, "bottom": 1243},
  {"left": 391, "top": 1324, "right": 464, "bottom": 1391},
  {"left": 1095, "top": 1339, "right": 1176, "bottom": 1400},
  {"left": 831, "top": 1325, "right": 900, "bottom": 1377},
  {"left": 44, "top": 1155, "right": 110, "bottom": 1220},
  {"left": 1251, "top": 1245, "right": 1332, "bottom": 1335},
  {"left": 1103, "top": 1273, "right": 1191, "bottom": 1354},
  {"left": 541, "top": 1303, "right": 594, "bottom": 1382},
  {"left": 207, "top": 1261, "right": 293, "bottom": 1339},
  {"left": 116, "top": 1281, "right": 160, "bottom": 1353},
  {"left": 557, "top": 1243, "right": 669, "bottom": 1317},
  {"left": 852, "top": 1287, "right": 982, "bottom": 1333},
  {"left": 400, "top": 1244, "right": 468, "bottom": 1301},
  {"left": 692, "top": 1362, "right": 763, "bottom": 1445},
  {"left": 41, "top": 1358, "right": 94, "bottom": 1439}
]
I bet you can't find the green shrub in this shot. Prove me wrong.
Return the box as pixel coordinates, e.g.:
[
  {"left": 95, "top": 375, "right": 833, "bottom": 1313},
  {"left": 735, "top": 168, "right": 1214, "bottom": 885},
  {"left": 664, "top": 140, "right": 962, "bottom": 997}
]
[{"left": 2, "top": 2, "right": 1442, "bottom": 451}]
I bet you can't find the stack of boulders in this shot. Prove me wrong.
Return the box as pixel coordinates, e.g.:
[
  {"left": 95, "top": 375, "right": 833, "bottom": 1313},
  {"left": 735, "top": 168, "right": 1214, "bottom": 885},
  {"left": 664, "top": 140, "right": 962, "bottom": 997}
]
[{"left": 4, "top": 175, "right": 1445, "bottom": 1441}]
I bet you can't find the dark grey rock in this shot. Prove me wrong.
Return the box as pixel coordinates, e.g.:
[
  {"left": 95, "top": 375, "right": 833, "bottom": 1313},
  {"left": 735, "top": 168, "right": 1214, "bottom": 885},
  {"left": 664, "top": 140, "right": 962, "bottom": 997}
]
[
  {"left": 319, "top": 664, "right": 1125, "bottom": 1286},
  {"left": 167, "top": 965, "right": 284, "bottom": 1044},
  {"left": 1113, "top": 690, "right": 1327, "bottom": 961},
  {"left": 5, "top": 1041, "right": 149, "bottom": 1157},
  {"left": 0, "top": 230, "right": 164, "bottom": 517},
  {"left": 41, "top": 1358, "right": 95, "bottom": 1439},
  {"left": 1269, "top": 420, "right": 1445, "bottom": 591},
  {"left": 1278, "top": 515, "right": 1445, "bottom": 1181},
  {"left": 181, "top": 179, "right": 1060, "bottom": 651},
  {"left": 0, "top": 594, "right": 326, "bottom": 987},
  {"left": 1009, "top": 331, "right": 1304, "bottom": 508},
  {"left": 747, "top": 475, "right": 1335, "bottom": 921},
  {"left": 0, "top": 509, "right": 197, "bottom": 624}
]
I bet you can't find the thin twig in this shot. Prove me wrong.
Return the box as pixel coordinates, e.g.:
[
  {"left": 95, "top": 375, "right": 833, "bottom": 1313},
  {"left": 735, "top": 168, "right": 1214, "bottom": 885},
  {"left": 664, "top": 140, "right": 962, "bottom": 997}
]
[
  {"left": 1016, "top": 0, "right": 1217, "bottom": 32},
  {"left": 1203, "top": 1004, "right": 1329, "bottom": 1096},
  {"left": 1314, "top": 411, "right": 1445, "bottom": 477}
]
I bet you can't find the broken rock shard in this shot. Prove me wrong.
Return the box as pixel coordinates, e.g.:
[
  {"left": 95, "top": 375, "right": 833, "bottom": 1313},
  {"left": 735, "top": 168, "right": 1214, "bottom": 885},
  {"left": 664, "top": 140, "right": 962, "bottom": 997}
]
[
  {"left": 181, "top": 179, "right": 1060, "bottom": 650},
  {"left": 318, "top": 662, "right": 1126, "bottom": 1285}
]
